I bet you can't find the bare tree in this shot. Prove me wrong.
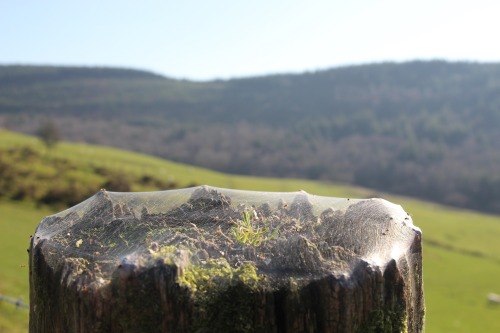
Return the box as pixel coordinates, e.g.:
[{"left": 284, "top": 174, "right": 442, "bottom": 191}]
[{"left": 37, "top": 120, "right": 61, "bottom": 149}]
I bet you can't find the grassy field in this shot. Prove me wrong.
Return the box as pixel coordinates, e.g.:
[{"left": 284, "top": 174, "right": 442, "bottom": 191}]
[
  {"left": 1, "top": 129, "right": 500, "bottom": 332},
  {"left": 400, "top": 199, "right": 500, "bottom": 332},
  {"left": 0, "top": 201, "right": 52, "bottom": 333}
]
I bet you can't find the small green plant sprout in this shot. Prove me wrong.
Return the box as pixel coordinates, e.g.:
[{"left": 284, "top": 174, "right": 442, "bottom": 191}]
[{"left": 230, "top": 209, "right": 281, "bottom": 247}]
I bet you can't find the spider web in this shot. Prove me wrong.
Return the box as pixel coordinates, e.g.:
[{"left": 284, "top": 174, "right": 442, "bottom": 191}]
[{"left": 32, "top": 185, "right": 421, "bottom": 285}]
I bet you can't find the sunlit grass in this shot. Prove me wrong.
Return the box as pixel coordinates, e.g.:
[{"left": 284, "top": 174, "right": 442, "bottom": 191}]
[{"left": 0, "top": 200, "right": 52, "bottom": 333}]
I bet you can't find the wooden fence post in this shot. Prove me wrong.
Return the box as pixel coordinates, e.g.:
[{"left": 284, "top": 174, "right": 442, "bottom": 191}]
[{"left": 30, "top": 186, "right": 424, "bottom": 332}]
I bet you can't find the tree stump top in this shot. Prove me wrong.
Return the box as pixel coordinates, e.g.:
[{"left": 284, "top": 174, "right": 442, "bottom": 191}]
[{"left": 30, "top": 186, "right": 424, "bottom": 332}]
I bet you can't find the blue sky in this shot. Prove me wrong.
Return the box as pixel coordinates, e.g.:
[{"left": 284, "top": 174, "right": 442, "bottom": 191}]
[{"left": 1, "top": 0, "right": 499, "bottom": 80}]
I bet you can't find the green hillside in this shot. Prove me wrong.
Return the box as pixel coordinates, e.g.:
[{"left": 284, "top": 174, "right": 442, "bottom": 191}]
[
  {"left": 1, "top": 130, "right": 499, "bottom": 332},
  {"left": 2, "top": 62, "right": 500, "bottom": 214}
]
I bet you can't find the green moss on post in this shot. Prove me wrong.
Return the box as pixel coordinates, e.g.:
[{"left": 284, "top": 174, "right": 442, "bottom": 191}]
[
  {"left": 179, "top": 259, "right": 262, "bottom": 332},
  {"left": 360, "top": 309, "right": 407, "bottom": 333}
]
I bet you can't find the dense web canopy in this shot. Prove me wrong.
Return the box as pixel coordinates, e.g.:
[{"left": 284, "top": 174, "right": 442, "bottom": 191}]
[
  {"left": 30, "top": 186, "right": 424, "bottom": 332},
  {"left": 33, "top": 186, "right": 420, "bottom": 284}
]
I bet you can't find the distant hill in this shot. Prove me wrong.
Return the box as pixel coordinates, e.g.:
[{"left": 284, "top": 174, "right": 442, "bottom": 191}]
[{"left": 1, "top": 61, "right": 500, "bottom": 213}]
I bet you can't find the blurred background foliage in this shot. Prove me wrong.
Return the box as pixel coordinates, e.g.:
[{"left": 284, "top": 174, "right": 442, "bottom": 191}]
[{"left": 2, "top": 61, "right": 500, "bottom": 213}]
